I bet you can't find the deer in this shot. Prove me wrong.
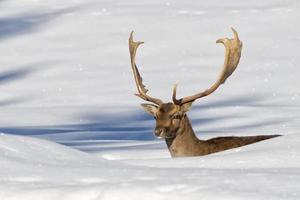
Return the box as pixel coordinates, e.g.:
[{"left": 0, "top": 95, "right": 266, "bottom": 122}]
[{"left": 129, "top": 28, "right": 280, "bottom": 157}]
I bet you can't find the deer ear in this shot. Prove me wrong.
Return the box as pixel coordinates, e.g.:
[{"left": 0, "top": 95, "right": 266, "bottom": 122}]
[
  {"left": 181, "top": 102, "right": 193, "bottom": 113},
  {"left": 140, "top": 103, "right": 159, "bottom": 116}
]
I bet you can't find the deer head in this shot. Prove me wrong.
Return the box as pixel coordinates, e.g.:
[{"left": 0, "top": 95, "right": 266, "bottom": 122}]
[{"left": 129, "top": 28, "right": 242, "bottom": 139}]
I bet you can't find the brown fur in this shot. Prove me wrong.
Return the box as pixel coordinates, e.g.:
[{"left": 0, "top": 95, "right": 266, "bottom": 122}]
[{"left": 143, "top": 103, "right": 281, "bottom": 157}]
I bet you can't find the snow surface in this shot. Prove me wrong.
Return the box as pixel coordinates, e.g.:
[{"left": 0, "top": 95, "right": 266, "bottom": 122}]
[{"left": 0, "top": 0, "right": 300, "bottom": 199}]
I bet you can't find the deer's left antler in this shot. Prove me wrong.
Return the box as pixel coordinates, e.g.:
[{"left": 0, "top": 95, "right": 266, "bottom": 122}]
[{"left": 172, "top": 28, "right": 243, "bottom": 105}]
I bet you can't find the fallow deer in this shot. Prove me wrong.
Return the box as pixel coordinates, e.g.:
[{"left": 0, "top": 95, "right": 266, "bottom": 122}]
[{"left": 129, "top": 28, "right": 280, "bottom": 157}]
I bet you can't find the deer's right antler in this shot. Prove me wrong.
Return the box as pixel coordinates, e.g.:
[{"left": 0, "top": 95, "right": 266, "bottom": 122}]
[
  {"left": 173, "top": 28, "right": 243, "bottom": 105},
  {"left": 129, "top": 31, "right": 163, "bottom": 106}
]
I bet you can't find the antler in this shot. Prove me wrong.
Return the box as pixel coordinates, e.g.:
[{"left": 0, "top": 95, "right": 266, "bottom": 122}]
[
  {"left": 173, "top": 28, "right": 243, "bottom": 105},
  {"left": 129, "top": 31, "right": 163, "bottom": 106}
]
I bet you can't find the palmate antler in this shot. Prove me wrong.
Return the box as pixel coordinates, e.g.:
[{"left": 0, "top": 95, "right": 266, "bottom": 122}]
[
  {"left": 129, "top": 31, "right": 163, "bottom": 106},
  {"left": 129, "top": 28, "right": 242, "bottom": 106},
  {"left": 172, "top": 28, "right": 243, "bottom": 105}
]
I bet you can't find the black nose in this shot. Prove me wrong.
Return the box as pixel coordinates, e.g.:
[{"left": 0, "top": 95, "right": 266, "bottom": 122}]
[{"left": 154, "top": 128, "right": 165, "bottom": 137}]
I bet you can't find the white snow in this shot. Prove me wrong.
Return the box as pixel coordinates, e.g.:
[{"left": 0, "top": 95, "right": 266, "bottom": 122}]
[{"left": 0, "top": 0, "right": 299, "bottom": 199}]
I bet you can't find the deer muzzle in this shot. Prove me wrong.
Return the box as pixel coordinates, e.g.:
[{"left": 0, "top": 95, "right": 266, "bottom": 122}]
[
  {"left": 154, "top": 127, "right": 167, "bottom": 138},
  {"left": 154, "top": 127, "right": 176, "bottom": 139}
]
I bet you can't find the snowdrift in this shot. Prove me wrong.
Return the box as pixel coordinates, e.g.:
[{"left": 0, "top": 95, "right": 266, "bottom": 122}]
[{"left": 0, "top": 133, "right": 299, "bottom": 200}]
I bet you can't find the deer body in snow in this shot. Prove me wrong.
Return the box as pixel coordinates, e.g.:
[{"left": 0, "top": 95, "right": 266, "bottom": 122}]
[{"left": 129, "top": 28, "right": 280, "bottom": 157}]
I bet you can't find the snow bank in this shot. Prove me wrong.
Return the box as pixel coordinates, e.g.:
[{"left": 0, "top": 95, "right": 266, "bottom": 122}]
[{"left": 0, "top": 133, "right": 299, "bottom": 200}]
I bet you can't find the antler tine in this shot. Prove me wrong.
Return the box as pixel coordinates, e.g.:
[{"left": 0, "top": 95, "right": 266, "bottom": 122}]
[
  {"left": 173, "top": 28, "right": 243, "bottom": 105},
  {"left": 129, "top": 31, "right": 163, "bottom": 106}
]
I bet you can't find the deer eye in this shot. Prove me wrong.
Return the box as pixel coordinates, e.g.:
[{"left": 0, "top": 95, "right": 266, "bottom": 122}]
[{"left": 154, "top": 116, "right": 157, "bottom": 120}]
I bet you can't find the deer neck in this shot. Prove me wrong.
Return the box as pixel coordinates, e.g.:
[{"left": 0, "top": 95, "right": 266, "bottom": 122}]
[{"left": 165, "top": 115, "right": 202, "bottom": 157}]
